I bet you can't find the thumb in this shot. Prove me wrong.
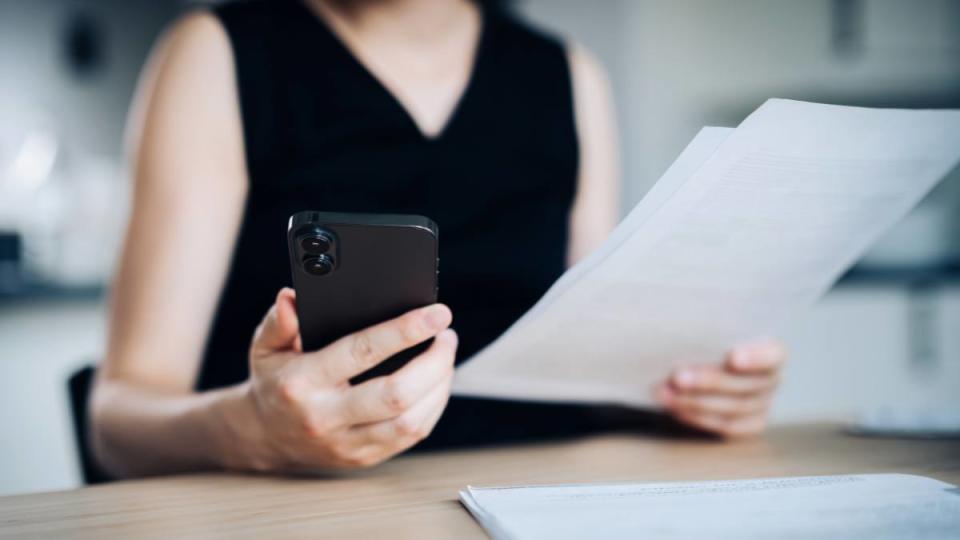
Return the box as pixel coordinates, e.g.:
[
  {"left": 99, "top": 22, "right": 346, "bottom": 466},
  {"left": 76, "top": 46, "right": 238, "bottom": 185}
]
[
  {"left": 725, "top": 339, "right": 786, "bottom": 374},
  {"left": 251, "top": 288, "right": 300, "bottom": 358}
]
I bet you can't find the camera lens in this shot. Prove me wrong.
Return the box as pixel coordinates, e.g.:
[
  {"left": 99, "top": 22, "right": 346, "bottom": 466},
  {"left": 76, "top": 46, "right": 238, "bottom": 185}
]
[
  {"left": 301, "top": 233, "right": 332, "bottom": 255},
  {"left": 303, "top": 254, "right": 335, "bottom": 276}
]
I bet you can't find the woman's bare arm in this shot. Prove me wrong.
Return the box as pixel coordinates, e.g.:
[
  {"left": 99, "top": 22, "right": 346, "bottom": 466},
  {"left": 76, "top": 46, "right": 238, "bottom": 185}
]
[
  {"left": 90, "top": 12, "right": 250, "bottom": 477},
  {"left": 566, "top": 43, "right": 621, "bottom": 266}
]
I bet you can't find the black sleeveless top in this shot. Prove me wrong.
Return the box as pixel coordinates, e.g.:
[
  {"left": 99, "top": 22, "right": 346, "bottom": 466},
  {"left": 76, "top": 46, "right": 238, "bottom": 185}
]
[{"left": 201, "top": 0, "right": 646, "bottom": 448}]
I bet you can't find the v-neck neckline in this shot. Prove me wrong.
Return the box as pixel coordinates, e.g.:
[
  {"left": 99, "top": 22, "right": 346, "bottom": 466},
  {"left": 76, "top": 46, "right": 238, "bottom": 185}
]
[{"left": 298, "top": 0, "right": 489, "bottom": 142}]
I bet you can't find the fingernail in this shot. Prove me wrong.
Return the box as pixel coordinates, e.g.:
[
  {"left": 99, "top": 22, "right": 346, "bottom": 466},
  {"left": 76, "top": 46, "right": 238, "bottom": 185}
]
[
  {"left": 655, "top": 385, "right": 674, "bottom": 404},
  {"left": 423, "top": 305, "right": 450, "bottom": 331},
  {"left": 732, "top": 349, "right": 752, "bottom": 369},
  {"left": 675, "top": 369, "right": 698, "bottom": 388},
  {"left": 439, "top": 328, "right": 458, "bottom": 346}
]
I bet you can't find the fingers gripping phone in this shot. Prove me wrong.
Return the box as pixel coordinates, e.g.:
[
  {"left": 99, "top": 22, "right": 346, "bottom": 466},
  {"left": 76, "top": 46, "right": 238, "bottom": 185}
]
[{"left": 287, "top": 211, "right": 439, "bottom": 383}]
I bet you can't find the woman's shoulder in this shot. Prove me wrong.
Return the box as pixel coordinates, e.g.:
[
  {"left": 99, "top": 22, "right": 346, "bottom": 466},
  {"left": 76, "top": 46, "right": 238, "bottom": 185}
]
[{"left": 148, "top": 11, "right": 233, "bottom": 87}]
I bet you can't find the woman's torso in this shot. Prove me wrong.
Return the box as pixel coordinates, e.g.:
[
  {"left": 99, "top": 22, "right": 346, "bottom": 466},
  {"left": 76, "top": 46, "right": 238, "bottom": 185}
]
[{"left": 201, "top": 0, "right": 612, "bottom": 447}]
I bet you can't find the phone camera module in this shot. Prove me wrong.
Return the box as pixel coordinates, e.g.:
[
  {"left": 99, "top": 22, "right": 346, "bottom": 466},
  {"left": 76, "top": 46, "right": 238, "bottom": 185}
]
[
  {"left": 301, "top": 233, "right": 332, "bottom": 255},
  {"left": 303, "top": 254, "right": 335, "bottom": 276}
]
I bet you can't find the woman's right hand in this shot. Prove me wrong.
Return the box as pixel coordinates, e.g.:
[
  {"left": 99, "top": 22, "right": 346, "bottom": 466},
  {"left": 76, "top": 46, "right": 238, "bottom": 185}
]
[{"left": 220, "top": 288, "right": 457, "bottom": 472}]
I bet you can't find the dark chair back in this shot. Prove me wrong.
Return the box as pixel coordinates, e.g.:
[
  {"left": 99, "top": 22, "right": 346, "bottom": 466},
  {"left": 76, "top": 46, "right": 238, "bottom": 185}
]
[{"left": 68, "top": 366, "right": 111, "bottom": 484}]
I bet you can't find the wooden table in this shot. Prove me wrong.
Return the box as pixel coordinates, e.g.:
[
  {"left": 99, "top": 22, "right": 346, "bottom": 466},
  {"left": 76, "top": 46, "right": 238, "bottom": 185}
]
[{"left": 1, "top": 424, "right": 957, "bottom": 539}]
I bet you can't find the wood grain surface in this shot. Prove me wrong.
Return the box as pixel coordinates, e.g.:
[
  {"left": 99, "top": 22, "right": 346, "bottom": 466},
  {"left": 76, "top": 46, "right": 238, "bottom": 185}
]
[{"left": 1, "top": 424, "right": 957, "bottom": 539}]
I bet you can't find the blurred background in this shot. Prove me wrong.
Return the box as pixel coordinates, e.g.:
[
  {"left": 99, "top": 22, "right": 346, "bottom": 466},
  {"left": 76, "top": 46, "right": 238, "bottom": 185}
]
[{"left": 0, "top": 0, "right": 958, "bottom": 495}]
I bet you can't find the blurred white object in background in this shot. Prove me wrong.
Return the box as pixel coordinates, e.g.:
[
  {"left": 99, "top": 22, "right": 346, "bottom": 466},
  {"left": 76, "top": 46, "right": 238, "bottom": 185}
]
[
  {"left": 9, "top": 131, "right": 58, "bottom": 191},
  {"left": 1, "top": 126, "right": 127, "bottom": 289},
  {"left": 24, "top": 149, "right": 126, "bottom": 287},
  {"left": 0, "top": 128, "right": 60, "bottom": 231}
]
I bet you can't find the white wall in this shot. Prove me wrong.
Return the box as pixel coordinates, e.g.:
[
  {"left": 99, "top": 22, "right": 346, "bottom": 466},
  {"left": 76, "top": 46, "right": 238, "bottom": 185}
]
[
  {"left": 0, "top": 299, "right": 105, "bottom": 496},
  {"left": 0, "top": 0, "right": 177, "bottom": 497},
  {"left": 779, "top": 285, "right": 960, "bottom": 422},
  {"left": 0, "top": 0, "right": 177, "bottom": 161},
  {"left": 521, "top": 0, "right": 960, "bottom": 207}
]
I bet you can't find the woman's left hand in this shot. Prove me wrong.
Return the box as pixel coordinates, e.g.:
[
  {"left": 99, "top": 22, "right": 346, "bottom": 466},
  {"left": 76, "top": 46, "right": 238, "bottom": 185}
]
[{"left": 653, "top": 340, "right": 787, "bottom": 438}]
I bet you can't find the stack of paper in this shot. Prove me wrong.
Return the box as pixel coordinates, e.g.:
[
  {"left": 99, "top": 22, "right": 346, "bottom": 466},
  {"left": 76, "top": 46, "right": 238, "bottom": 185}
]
[
  {"left": 453, "top": 99, "right": 960, "bottom": 408},
  {"left": 460, "top": 474, "right": 960, "bottom": 540}
]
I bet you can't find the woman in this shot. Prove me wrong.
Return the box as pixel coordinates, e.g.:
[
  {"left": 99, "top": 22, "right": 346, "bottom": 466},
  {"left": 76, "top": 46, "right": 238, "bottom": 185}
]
[{"left": 91, "top": 0, "right": 786, "bottom": 477}]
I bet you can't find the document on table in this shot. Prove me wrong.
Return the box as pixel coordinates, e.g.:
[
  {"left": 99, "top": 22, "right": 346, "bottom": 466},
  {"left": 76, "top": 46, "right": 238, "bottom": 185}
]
[
  {"left": 459, "top": 474, "right": 960, "bottom": 540},
  {"left": 452, "top": 99, "right": 960, "bottom": 407}
]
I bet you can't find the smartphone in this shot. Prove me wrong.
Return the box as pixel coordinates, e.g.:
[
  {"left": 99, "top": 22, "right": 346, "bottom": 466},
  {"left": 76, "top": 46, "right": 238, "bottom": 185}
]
[{"left": 287, "top": 211, "right": 439, "bottom": 383}]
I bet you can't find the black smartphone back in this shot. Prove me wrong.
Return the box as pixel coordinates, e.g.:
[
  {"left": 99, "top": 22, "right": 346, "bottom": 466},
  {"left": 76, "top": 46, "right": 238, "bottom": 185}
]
[{"left": 287, "top": 211, "right": 439, "bottom": 382}]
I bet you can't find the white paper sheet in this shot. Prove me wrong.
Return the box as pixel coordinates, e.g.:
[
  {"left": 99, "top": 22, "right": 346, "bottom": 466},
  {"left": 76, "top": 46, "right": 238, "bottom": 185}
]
[
  {"left": 460, "top": 474, "right": 960, "bottom": 540},
  {"left": 453, "top": 99, "right": 960, "bottom": 407}
]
